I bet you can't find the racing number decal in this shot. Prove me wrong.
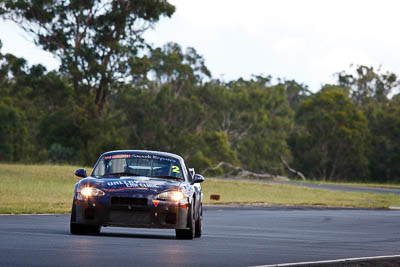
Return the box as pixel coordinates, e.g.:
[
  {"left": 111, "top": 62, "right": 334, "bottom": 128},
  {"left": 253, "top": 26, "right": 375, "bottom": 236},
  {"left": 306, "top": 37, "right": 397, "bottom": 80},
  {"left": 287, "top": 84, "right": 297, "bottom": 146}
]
[{"left": 172, "top": 165, "right": 180, "bottom": 173}]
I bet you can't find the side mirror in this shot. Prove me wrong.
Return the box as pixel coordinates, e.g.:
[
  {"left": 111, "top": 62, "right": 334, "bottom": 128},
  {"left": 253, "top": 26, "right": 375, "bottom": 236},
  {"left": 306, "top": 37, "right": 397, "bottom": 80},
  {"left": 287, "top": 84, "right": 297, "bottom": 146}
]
[
  {"left": 191, "top": 174, "right": 205, "bottom": 184},
  {"left": 189, "top": 168, "right": 195, "bottom": 178},
  {"left": 74, "top": 168, "right": 87, "bottom": 178}
]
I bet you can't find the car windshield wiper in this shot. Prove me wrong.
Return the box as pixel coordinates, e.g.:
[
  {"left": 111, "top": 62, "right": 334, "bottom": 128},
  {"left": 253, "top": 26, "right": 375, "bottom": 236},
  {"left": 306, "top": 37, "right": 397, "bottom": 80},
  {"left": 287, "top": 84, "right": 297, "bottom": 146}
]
[
  {"left": 150, "top": 175, "right": 182, "bottom": 180},
  {"left": 102, "top": 172, "right": 141, "bottom": 177}
]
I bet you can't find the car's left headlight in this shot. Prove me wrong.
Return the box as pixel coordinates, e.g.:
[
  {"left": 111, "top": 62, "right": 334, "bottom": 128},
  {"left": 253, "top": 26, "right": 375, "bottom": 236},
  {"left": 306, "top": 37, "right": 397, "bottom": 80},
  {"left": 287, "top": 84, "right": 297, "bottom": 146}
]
[
  {"left": 156, "top": 191, "right": 185, "bottom": 201},
  {"left": 80, "top": 187, "right": 105, "bottom": 197}
]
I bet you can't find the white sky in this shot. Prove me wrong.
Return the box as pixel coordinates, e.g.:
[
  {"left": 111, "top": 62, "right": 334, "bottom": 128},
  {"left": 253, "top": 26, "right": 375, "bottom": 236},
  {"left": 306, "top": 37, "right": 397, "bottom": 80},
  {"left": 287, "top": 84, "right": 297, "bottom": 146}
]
[{"left": 1, "top": 0, "right": 400, "bottom": 92}]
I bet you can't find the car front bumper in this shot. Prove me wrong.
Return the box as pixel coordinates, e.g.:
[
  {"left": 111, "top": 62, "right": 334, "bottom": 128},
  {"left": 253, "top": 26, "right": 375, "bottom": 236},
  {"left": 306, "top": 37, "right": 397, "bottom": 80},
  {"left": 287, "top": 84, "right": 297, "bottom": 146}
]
[{"left": 71, "top": 193, "right": 189, "bottom": 229}]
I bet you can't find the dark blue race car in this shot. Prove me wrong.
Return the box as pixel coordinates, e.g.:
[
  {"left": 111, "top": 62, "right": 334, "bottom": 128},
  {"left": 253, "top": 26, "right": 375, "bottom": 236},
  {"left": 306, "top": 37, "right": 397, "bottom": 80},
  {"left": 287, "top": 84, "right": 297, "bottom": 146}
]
[{"left": 70, "top": 150, "right": 205, "bottom": 239}]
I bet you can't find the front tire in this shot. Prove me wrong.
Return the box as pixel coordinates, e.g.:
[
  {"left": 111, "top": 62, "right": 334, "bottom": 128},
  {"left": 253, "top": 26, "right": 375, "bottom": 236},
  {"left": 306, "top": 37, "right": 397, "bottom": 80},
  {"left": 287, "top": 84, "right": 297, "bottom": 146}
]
[
  {"left": 70, "top": 223, "right": 101, "bottom": 235},
  {"left": 70, "top": 201, "right": 101, "bottom": 235},
  {"left": 176, "top": 201, "right": 195, "bottom": 240},
  {"left": 70, "top": 222, "right": 87, "bottom": 235},
  {"left": 195, "top": 204, "right": 202, "bottom": 238}
]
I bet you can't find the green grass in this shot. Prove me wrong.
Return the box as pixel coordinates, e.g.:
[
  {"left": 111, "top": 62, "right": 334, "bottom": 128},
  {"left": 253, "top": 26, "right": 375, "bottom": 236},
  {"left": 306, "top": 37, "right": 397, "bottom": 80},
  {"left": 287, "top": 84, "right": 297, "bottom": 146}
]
[
  {"left": 202, "top": 179, "right": 400, "bottom": 208},
  {"left": 1, "top": 163, "right": 400, "bottom": 214},
  {"left": 0, "top": 164, "right": 83, "bottom": 214},
  {"left": 294, "top": 179, "right": 400, "bottom": 189}
]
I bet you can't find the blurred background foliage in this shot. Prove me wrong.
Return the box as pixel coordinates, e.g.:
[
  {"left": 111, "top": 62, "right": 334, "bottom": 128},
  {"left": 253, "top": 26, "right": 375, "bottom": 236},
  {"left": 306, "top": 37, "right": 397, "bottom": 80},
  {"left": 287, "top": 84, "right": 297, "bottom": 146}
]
[{"left": 0, "top": 1, "right": 399, "bottom": 182}]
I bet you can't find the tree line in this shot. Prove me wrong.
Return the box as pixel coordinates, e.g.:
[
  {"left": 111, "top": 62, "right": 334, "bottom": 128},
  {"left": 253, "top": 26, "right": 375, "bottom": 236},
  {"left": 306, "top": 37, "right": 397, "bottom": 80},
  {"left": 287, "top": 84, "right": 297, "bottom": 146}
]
[{"left": 0, "top": 1, "right": 399, "bottom": 182}]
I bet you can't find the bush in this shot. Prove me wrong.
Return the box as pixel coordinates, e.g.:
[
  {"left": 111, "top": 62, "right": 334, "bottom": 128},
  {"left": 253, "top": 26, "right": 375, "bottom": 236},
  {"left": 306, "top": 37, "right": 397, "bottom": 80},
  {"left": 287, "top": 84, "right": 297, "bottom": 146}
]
[{"left": 48, "top": 143, "right": 75, "bottom": 163}]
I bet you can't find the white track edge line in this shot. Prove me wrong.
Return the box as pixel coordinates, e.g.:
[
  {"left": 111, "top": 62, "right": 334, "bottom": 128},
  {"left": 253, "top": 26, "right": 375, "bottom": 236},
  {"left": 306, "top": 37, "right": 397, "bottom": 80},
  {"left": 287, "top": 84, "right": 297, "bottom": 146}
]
[{"left": 250, "top": 254, "right": 400, "bottom": 267}]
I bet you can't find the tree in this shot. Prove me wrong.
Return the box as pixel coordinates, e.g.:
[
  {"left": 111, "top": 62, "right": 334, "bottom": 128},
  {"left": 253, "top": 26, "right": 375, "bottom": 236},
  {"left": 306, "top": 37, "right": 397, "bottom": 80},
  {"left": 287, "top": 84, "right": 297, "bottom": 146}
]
[
  {"left": 0, "top": 98, "right": 27, "bottom": 161},
  {"left": 115, "top": 43, "right": 209, "bottom": 151},
  {"left": 149, "top": 42, "right": 211, "bottom": 94},
  {"left": 293, "top": 89, "right": 369, "bottom": 180},
  {"left": 198, "top": 76, "right": 294, "bottom": 174},
  {"left": 278, "top": 79, "right": 312, "bottom": 111},
  {"left": 0, "top": 0, "right": 175, "bottom": 115},
  {"left": 233, "top": 79, "right": 293, "bottom": 173},
  {"left": 364, "top": 97, "right": 400, "bottom": 182},
  {"left": 338, "top": 65, "right": 399, "bottom": 105},
  {"left": 0, "top": 43, "right": 71, "bottom": 162}
]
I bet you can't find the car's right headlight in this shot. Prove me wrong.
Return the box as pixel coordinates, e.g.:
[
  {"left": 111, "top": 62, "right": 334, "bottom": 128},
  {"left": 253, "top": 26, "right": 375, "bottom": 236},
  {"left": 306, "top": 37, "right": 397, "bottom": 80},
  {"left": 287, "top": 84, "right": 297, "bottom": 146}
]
[{"left": 80, "top": 187, "right": 105, "bottom": 198}]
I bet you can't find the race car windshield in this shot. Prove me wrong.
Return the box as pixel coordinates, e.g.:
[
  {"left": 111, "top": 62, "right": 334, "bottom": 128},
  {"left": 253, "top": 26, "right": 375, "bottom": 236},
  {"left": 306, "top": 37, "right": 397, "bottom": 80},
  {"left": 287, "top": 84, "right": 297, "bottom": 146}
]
[{"left": 92, "top": 153, "right": 184, "bottom": 180}]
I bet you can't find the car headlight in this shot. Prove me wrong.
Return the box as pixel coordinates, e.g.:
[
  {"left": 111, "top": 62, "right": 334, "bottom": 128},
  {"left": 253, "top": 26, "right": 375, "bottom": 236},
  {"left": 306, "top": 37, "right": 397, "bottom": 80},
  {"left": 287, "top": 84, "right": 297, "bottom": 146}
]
[
  {"left": 80, "top": 187, "right": 105, "bottom": 197},
  {"left": 156, "top": 191, "right": 185, "bottom": 201}
]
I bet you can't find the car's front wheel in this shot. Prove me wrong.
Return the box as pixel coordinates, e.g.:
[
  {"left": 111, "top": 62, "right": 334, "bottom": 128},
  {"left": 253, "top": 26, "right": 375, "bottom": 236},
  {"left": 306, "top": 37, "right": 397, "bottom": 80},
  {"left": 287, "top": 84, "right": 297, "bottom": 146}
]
[
  {"left": 195, "top": 203, "right": 202, "bottom": 238},
  {"left": 70, "top": 223, "right": 101, "bottom": 235},
  {"left": 70, "top": 201, "right": 101, "bottom": 235},
  {"left": 175, "top": 201, "right": 195, "bottom": 240}
]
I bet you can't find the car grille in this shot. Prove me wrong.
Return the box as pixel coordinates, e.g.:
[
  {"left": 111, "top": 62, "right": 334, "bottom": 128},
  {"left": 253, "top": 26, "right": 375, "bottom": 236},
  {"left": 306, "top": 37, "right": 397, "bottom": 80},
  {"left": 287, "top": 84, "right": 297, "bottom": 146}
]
[{"left": 111, "top": 197, "right": 148, "bottom": 206}]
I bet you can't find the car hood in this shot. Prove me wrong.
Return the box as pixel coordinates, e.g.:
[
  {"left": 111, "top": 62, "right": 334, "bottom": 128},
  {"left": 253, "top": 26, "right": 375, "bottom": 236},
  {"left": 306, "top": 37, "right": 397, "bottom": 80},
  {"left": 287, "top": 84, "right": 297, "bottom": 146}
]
[{"left": 78, "top": 176, "right": 182, "bottom": 194}]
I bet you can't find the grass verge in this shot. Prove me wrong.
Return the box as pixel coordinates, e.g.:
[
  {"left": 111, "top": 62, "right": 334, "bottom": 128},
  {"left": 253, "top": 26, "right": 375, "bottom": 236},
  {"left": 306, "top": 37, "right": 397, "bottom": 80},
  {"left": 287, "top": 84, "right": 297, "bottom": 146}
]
[
  {"left": 294, "top": 180, "right": 400, "bottom": 189},
  {"left": 202, "top": 179, "right": 400, "bottom": 208},
  {"left": 1, "top": 164, "right": 400, "bottom": 214},
  {"left": 0, "top": 164, "right": 83, "bottom": 214}
]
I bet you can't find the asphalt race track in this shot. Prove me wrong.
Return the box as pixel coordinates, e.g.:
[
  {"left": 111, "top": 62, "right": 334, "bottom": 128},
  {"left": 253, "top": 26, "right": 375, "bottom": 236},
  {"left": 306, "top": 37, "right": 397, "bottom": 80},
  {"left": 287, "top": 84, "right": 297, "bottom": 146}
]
[{"left": 1, "top": 207, "right": 400, "bottom": 267}]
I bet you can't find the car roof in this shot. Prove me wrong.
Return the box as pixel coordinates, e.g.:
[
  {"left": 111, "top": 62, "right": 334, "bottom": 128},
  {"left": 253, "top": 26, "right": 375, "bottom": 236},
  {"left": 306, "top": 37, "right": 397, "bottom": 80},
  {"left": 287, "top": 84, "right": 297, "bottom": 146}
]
[{"left": 101, "top": 150, "right": 184, "bottom": 162}]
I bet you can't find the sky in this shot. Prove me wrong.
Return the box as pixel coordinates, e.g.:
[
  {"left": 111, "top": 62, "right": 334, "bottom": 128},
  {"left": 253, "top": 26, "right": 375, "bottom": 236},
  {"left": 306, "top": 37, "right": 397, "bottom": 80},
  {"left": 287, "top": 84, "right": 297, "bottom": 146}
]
[{"left": 1, "top": 0, "right": 400, "bottom": 92}]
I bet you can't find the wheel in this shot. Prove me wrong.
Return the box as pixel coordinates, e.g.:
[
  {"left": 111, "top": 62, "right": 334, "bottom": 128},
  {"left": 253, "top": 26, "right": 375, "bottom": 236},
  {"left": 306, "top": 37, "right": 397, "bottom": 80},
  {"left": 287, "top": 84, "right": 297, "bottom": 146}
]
[
  {"left": 70, "top": 223, "right": 101, "bottom": 235},
  {"left": 70, "top": 201, "right": 85, "bottom": 235},
  {"left": 195, "top": 204, "right": 202, "bottom": 238},
  {"left": 176, "top": 201, "right": 195, "bottom": 240},
  {"left": 70, "top": 222, "right": 87, "bottom": 235},
  {"left": 70, "top": 201, "right": 101, "bottom": 235},
  {"left": 87, "top": 225, "right": 101, "bottom": 234}
]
